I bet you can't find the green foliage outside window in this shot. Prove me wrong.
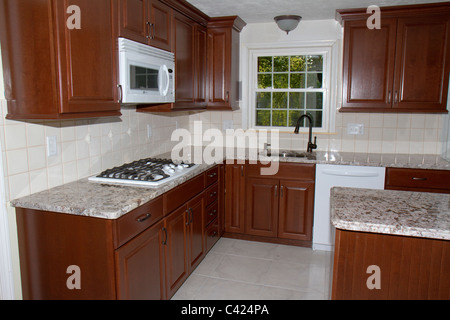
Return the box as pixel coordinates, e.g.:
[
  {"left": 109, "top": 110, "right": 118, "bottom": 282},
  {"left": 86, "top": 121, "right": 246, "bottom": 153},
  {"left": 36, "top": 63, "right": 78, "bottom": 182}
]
[{"left": 256, "top": 55, "right": 324, "bottom": 128}]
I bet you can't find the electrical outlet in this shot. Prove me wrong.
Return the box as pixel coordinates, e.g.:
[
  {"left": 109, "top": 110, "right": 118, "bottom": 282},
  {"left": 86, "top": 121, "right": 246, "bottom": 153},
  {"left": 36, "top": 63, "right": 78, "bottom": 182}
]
[
  {"left": 347, "top": 123, "right": 364, "bottom": 135},
  {"left": 46, "top": 136, "right": 57, "bottom": 157}
]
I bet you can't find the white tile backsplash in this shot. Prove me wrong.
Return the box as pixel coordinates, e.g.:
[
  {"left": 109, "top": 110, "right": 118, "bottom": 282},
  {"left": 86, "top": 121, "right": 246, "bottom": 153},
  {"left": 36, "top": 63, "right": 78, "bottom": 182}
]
[{"left": 0, "top": 99, "right": 190, "bottom": 202}]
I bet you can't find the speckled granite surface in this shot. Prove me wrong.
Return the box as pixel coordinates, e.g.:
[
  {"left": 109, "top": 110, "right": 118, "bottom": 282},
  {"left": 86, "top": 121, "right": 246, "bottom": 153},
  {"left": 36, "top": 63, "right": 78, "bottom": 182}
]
[
  {"left": 10, "top": 147, "right": 450, "bottom": 220},
  {"left": 330, "top": 187, "right": 450, "bottom": 240}
]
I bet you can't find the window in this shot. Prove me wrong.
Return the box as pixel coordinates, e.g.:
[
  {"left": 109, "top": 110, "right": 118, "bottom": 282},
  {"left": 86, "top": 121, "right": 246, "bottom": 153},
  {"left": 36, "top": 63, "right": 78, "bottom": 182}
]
[{"left": 247, "top": 45, "right": 335, "bottom": 133}]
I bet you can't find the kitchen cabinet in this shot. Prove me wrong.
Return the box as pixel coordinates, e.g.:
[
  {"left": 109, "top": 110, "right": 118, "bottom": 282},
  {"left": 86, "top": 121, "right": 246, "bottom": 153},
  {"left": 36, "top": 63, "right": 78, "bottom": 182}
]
[
  {"left": 225, "top": 162, "right": 315, "bottom": 247},
  {"left": 246, "top": 177, "right": 315, "bottom": 242},
  {"left": 207, "top": 16, "right": 246, "bottom": 111},
  {"left": 385, "top": 168, "right": 450, "bottom": 194},
  {"left": 15, "top": 166, "right": 222, "bottom": 300},
  {"left": 118, "top": 0, "right": 172, "bottom": 52},
  {"left": 163, "top": 192, "right": 205, "bottom": 298},
  {"left": 0, "top": 0, "right": 121, "bottom": 120},
  {"left": 115, "top": 220, "right": 166, "bottom": 300},
  {"left": 338, "top": 3, "right": 450, "bottom": 113},
  {"left": 224, "top": 162, "right": 246, "bottom": 234}
]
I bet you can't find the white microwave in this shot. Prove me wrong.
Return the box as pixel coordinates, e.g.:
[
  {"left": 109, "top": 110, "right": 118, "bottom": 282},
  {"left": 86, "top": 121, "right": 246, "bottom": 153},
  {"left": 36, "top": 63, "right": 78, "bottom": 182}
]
[{"left": 118, "top": 38, "right": 175, "bottom": 104}]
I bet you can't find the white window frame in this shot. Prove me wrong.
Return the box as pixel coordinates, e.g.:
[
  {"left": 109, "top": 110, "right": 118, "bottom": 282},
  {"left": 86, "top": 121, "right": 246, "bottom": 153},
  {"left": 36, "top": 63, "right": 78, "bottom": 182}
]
[{"left": 245, "top": 41, "right": 338, "bottom": 134}]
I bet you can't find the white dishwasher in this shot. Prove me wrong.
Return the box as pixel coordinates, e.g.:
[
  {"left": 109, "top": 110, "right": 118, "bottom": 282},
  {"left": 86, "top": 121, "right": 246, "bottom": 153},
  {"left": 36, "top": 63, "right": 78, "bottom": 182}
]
[{"left": 313, "top": 164, "right": 385, "bottom": 251}]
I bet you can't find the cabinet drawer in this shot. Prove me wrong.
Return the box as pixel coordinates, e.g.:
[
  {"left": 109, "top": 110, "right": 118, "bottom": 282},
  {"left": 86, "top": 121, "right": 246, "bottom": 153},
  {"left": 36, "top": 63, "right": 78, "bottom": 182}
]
[
  {"left": 385, "top": 168, "right": 450, "bottom": 193},
  {"left": 164, "top": 174, "right": 205, "bottom": 214},
  {"left": 205, "top": 166, "right": 219, "bottom": 187},
  {"left": 205, "top": 218, "right": 219, "bottom": 252},
  {"left": 247, "top": 162, "right": 315, "bottom": 180},
  {"left": 205, "top": 201, "right": 218, "bottom": 226},
  {"left": 114, "top": 196, "right": 164, "bottom": 248},
  {"left": 205, "top": 183, "right": 219, "bottom": 206}
]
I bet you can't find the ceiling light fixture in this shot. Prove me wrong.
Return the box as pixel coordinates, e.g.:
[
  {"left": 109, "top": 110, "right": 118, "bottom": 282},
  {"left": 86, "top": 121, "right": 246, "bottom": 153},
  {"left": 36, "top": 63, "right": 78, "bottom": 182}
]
[{"left": 274, "top": 15, "right": 302, "bottom": 34}]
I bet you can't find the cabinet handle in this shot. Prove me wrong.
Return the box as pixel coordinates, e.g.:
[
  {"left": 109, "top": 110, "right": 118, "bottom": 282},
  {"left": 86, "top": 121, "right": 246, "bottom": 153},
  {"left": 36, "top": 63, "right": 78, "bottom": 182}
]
[
  {"left": 209, "top": 209, "right": 217, "bottom": 216},
  {"left": 136, "top": 213, "right": 151, "bottom": 222},
  {"left": 226, "top": 91, "right": 230, "bottom": 103},
  {"left": 280, "top": 185, "right": 284, "bottom": 198},
  {"left": 117, "top": 84, "right": 123, "bottom": 104},
  {"left": 209, "top": 191, "right": 217, "bottom": 197},
  {"left": 162, "top": 227, "right": 167, "bottom": 245},
  {"left": 388, "top": 91, "right": 391, "bottom": 104},
  {"left": 186, "top": 208, "right": 194, "bottom": 225},
  {"left": 412, "top": 177, "right": 427, "bottom": 181},
  {"left": 146, "top": 22, "right": 154, "bottom": 39},
  {"left": 274, "top": 185, "right": 278, "bottom": 197},
  {"left": 209, "top": 231, "right": 218, "bottom": 238},
  {"left": 394, "top": 91, "right": 398, "bottom": 104},
  {"left": 241, "top": 166, "right": 244, "bottom": 176},
  {"left": 208, "top": 172, "right": 217, "bottom": 178}
]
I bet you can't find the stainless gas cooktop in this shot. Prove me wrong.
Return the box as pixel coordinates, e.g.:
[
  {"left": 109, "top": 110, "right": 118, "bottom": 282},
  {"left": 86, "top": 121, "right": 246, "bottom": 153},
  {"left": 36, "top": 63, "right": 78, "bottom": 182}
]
[{"left": 88, "top": 157, "right": 198, "bottom": 187}]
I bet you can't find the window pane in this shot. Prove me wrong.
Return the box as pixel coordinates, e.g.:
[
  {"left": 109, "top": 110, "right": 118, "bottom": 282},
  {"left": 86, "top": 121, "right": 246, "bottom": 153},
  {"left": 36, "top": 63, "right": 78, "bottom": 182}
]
[
  {"left": 256, "top": 92, "right": 271, "bottom": 108},
  {"left": 273, "top": 92, "right": 287, "bottom": 109},
  {"left": 290, "top": 73, "right": 305, "bottom": 89},
  {"left": 289, "top": 110, "right": 302, "bottom": 127},
  {"left": 307, "top": 55, "right": 323, "bottom": 71},
  {"left": 273, "top": 74, "right": 288, "bottom": 89},
  {"left": 256, "top": 110, "right": 271, "bottom": 126},
  {"left": 306, "top": 92, "right": 323, "bottom": 110},
  {"left": 307, "top": 111, "right": 323, "bottom": 128},
  {"left": 290, "top": 56, "right": 306, "bottom": 72},
  {"left": 274, "top": 56, "right": 289, "bottom": 72},
  {"left": 258, "top": 56, "right": 272, "bottom": 72},
  {"left": 289, "top": 92, "right": 305, "bottom": 109},
  {"left": 258, "top": 74, "right": 272, "bottom": 89},
  {"left": 272, "top": 110, "right": 287, "bottom": 127},
  {"left": 307, "top": 73, "right": 323, "bottom": 88}
]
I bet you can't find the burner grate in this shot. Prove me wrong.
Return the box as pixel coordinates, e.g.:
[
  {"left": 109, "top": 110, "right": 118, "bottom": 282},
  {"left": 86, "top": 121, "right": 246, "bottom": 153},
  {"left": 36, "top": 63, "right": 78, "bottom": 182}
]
[{"left": 91, "top": 157, "right": 197, "bottom": 185}]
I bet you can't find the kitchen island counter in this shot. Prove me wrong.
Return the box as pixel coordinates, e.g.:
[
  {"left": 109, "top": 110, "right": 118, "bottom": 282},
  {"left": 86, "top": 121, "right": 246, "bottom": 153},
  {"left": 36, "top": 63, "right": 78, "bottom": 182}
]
[{"left": 330, "top": 187, "right": 450, "bottom": 240}]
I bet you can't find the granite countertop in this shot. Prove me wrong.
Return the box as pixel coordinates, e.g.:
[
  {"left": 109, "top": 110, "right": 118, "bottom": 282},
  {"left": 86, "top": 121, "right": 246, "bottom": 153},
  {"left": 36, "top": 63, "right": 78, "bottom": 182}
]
[
  {"left": 10, "top": 147, "right": 450, "bottom": 220},
  {"left": 330, "top": 187, "right": 450, "bottom": 240}
]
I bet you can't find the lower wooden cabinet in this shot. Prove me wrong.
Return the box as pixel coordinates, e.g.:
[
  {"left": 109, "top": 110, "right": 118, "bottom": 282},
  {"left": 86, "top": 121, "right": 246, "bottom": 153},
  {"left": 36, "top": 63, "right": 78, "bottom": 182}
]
[
  {"left": 115, "top": 220, "right": 166, "bottom": 300},
  {"left": 385, "top": 167, "right": 450, "bottom": 194},
  {"left": 15, "top": 166, "right": 221, "bottom": 300},
  {"left": 225, "top": 162, "right": 316, "bottom": 247}
]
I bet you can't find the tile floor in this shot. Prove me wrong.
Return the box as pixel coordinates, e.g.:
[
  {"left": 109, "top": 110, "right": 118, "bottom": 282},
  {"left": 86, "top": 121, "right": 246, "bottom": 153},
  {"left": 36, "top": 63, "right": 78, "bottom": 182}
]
[{"left": 171, "top": 237, "right": 333, "bottom": 300}]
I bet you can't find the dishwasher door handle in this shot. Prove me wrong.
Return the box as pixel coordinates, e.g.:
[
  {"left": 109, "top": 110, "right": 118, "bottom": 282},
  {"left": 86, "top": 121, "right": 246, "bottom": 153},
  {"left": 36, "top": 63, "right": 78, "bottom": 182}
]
[{"left": 321, "top": 169, "right": 380, "bottom": 178}]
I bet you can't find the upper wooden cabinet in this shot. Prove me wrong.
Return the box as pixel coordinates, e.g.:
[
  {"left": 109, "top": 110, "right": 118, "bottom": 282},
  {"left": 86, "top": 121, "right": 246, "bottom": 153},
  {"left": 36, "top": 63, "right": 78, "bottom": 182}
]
[
  {"left": 118, "top": 0, "right": 172, "bottom": 52},
  {"left": 0, "top": 0, "right": 121, "bottom": 120},
  {"left": 338, "top": 3, "right": 450, "bottom": 113},
  {"left": 207, "top": 16, "right": 246, "bottom": 111}
]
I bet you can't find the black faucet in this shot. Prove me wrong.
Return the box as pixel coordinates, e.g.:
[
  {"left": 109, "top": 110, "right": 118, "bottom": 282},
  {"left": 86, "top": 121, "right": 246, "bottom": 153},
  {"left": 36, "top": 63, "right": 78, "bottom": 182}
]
[{"left": 294, "top": 114, "right": 317, "bottom": 153}]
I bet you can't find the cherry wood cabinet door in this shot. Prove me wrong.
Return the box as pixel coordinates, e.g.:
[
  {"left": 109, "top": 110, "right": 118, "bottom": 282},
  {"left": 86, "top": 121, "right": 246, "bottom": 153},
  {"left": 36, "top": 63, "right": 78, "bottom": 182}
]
[
  {"left": 194, "top": 24, "right": 208, "bottom": 107},
  {"left": 393, "top": 16, "right": 450, "bottom": 112},
  {"left": 163, "top": 205, "right": 189, "bottom": 299},
  {"left": 245, "top": 177, "right": 279, "bottom": 238},
  {"left": 115, "top": 220, "right": 166, "bottom": 300},
  {"left": 224, "top": 164, "right": 246, "bottom": 234},
  {"left": 186, "top": 193, "right": 205, "bottom": 271},
  {"left": 278, "top": 180, "right": 315, "bottom": 241},
  {"left": 207, "top": 27, "right": 230, "bottom": 108},
  {"left": 55, "top": 0, "right": 120, "bottom": 115},
  {"left": 173, "top": 12, "right": 195, "bottom": 108},
  {"left": 341, "top": 18, "right": 397, "bottom": 111},
  {"left": 118, "top": 0, "right": 148, "bottom": 44},
  {"left": 148, "top": 0, "right": 172, "bottom": 51}
]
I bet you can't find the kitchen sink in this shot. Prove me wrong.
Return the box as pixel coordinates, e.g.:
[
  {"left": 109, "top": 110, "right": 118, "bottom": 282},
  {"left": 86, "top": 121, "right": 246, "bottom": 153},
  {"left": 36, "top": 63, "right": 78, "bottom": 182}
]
[{"left": 261, "top": 150, "right": 317, "bottom": 160}]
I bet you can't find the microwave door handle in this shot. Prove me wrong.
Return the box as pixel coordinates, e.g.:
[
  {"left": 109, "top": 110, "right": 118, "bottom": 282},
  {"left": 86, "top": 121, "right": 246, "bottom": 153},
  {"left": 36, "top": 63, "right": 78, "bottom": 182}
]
[{"left": 161, "top": 65, "right": 170, "bottom": 97}]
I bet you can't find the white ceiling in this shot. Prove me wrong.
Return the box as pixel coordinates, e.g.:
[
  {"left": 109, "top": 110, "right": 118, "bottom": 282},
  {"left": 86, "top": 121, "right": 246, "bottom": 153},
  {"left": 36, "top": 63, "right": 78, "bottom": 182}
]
[{"left": 186, "top": 0, "right": 450, "bottom": 23}]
